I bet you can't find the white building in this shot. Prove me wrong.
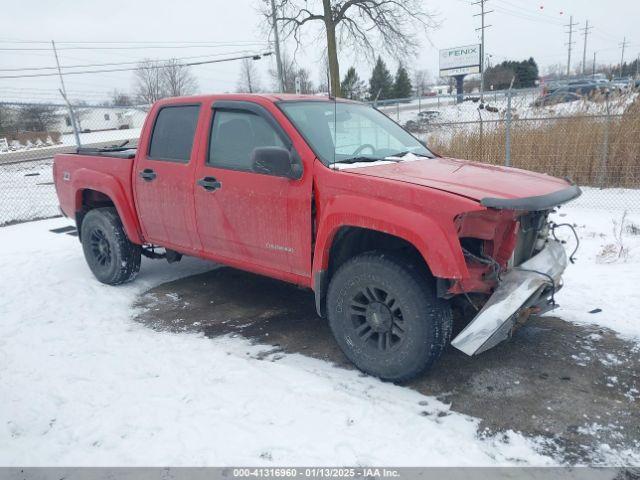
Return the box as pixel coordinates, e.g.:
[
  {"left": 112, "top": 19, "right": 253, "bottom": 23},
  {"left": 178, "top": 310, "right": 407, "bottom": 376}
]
[
  {"left": 430, "top": 84, "right": 451, "bottom": 95},
  {"left": 55, "top": 107, "right": 146, "bottom": 134}
]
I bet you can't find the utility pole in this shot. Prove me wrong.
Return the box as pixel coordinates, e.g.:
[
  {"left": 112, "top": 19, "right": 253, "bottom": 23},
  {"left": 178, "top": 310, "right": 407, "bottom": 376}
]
[
  {"left": 269, "top": 0, "right": 284, "bottom": 92},
  {"left": 565, "top": 15, "right": 578, "bottom": 77},
  {"left": 51, "top": 40, "right": 81, "bottom": 148},
  {"left": 473, "top": 0, "right": 493, "bottom": 103},
  {"left": 592, "top": 51, "right": 597, "bottom": 78},
  {"left": 580, "top": 20, "right": 592, "bottom": 76},
  {"left": 619, "top": 37, "right": 629, "bottom": 78}
]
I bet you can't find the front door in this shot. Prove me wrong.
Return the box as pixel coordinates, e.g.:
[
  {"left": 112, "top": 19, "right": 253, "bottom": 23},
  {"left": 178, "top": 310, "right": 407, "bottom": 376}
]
[
  {"left": 194, "top": 102, "right": 305, "bottom": 277},
  {"left": 134, "top": 104, "right": 202, "bottom": 252}
]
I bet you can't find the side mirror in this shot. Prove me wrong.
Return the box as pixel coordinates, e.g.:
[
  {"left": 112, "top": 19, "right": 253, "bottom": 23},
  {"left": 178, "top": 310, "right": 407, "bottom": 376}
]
[{"left": 251, "top": 146, "right": 302, "bottom": 179}]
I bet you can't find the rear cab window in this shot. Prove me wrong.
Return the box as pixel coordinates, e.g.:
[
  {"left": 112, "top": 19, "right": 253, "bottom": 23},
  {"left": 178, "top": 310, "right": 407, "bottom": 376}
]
[{"left": 148, "top": 105, "right": 200, "bottom": 162}]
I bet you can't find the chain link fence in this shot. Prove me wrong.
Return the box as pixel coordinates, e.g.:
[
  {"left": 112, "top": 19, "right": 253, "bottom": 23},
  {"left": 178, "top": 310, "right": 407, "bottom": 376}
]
[
  {"left": 377, "top": 87, "right": 640, "bottom": 210},
  {"left": 1, "top": 91, "right": 639, "bottom": 226},
  {"left": 0, "top": 102, "right": 147, "bottom": 226}
]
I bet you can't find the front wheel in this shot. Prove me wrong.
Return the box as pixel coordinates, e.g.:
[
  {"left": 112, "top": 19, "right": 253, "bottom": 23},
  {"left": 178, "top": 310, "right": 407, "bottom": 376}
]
[
  {"left": 326, "top": 252, "right": 452, "bottom": 382},
  {"left": 81, "top": 207, "right": 141, "bottom": 285}
]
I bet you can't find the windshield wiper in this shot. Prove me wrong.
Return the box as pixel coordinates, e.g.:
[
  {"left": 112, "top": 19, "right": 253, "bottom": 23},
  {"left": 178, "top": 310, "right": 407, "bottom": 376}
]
[
  {"left": 387, "top": 150, "right": 433, "bottom": 159},
  {"left": 333, "top": 156, "right": 390, "bottom": 165}
]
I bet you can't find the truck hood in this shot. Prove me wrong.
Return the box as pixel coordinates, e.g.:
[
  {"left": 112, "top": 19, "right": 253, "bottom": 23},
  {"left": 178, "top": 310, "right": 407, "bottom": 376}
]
[{"left": 341, "top": 157, "right": 574, "bottom": 204}]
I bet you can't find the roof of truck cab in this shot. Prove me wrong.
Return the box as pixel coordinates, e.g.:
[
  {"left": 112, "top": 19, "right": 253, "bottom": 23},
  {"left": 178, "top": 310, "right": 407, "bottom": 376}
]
[{"left": 154, "top": 93, "right": 359, "bottom": 106}]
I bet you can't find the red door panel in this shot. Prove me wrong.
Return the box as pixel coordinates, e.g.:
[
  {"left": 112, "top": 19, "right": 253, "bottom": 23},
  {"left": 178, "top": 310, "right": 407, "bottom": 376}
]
[
  {"left": 194, "top": 168, "right": 292, "bottom": 270},
  {"left": 134, "top": 162, "right": 199, "bottom": 250},
  {"left": 134, "top": 104, "right": 202, "bottom": 253},
  {"left": 193, "top": 101, "right": 311, "bottom": 278}
]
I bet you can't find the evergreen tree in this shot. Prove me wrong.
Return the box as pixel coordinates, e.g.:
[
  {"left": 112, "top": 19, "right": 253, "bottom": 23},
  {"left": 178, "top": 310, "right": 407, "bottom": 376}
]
[
  {"left": 369, "top": 57, "right": 394, "bottom": 101},
  {"left": 393, "top": 64, "right": 413, "bottom": 98},
  {"left": 341, "top": 67, "right": 365, "bottom": 100},
  {"left": 484, "top": 57, "right": 539, "bottom": 89}
]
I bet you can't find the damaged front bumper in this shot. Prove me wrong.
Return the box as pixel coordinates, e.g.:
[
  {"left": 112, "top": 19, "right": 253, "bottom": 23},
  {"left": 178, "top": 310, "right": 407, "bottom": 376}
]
[{"left": 451, "top": 239, "right": 568, "bottom": 356}]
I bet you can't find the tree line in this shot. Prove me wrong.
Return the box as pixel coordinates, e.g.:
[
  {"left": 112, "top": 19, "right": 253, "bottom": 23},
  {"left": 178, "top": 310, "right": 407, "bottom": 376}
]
[
  {"left": 0, "top": 104, "right": 61, "bottom": 134},
  {"left": 483, "top": 58, "right": 539, "bottom": 90},
  {"left": 237, "top": 54, "right": 417, "bottom": 101}
]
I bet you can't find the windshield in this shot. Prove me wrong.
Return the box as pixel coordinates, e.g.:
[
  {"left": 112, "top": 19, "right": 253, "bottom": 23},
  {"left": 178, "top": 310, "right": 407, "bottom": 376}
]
[{"left": 278, "top": 101, "right": 434, "bottom": 165}]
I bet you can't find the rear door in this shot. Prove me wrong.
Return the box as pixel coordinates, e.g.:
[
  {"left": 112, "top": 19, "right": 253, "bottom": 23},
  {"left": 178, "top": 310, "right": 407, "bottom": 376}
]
[
  {"left": 134, "top": 104, "right": 202, "bottom": 252},
  {"left": 193, "top": 101, "right": 307, "bottom": 278}
]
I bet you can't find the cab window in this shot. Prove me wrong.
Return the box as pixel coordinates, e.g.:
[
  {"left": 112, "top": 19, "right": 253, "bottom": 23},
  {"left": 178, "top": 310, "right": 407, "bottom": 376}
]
[
  {"left": 208, "top": 110, "right": 286, "bottom": 171},
  {"left": 148, "top": 105, "right": 200, "bottom": 162}
]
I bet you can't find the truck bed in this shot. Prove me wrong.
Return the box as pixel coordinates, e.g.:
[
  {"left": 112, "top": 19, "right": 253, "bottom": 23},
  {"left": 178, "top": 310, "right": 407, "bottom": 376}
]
[{"left": 53, "top": 150, "right": 137, "bottom": 221}]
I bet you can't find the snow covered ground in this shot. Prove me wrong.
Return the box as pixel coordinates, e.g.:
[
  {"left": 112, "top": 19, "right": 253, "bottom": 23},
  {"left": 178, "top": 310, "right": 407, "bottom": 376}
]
[
  {"left": 0, "top": 218, "right": 554, "bottom": 466},
  {"left": 0, "top": 192, "right": 639, "bottom": 466},
  {"left": 550, "top": 201, "right": 640, "bottom": 341}
]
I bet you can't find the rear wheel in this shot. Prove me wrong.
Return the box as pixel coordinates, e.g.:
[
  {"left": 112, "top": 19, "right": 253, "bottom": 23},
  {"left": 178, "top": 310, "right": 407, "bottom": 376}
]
[
  {"left": 81, "top": 207, "right": 141, "bottom": 285},
  {"left": 326, "top": 251, "right": 452, "bottom": 382}
]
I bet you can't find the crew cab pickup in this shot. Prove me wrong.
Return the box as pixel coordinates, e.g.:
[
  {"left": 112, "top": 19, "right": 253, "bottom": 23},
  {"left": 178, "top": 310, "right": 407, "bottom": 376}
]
[{"left": 54, "top": 94, "right": 581, "bottom": 381}]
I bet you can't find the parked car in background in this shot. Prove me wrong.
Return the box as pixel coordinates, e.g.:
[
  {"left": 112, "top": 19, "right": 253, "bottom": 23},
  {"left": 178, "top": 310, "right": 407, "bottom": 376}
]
[
  {"left": 533, "top": 90, "right": 582, "bottom": 107},
  {"left": 417, "top": 110, "right": 441, "bottom": 121},
  {"left": 611, "top": 77, "right": 634, "bottom": 91}
]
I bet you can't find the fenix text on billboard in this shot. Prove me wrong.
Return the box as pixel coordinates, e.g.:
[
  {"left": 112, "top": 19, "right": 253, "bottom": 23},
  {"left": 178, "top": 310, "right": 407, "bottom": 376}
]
[{"left": 439, "top": 44, "right": 481, "bottom": 77}]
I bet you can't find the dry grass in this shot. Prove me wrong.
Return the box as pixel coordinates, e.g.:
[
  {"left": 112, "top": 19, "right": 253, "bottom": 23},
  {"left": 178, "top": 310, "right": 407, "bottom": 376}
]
[{"left": 426, "top": 98, "right": 640, "bottom": 188}]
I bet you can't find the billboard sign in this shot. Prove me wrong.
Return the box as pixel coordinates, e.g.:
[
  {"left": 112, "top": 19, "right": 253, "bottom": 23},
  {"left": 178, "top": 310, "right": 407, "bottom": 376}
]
[{"left": 439, "top": 44, "right": 481, "bottom": 77}]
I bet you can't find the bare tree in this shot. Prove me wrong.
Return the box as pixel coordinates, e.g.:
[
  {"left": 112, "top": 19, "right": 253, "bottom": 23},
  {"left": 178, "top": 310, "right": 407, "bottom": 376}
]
[
  {"left": 18, "top": 105, "right": 60, "bottom": 132},
  {"left": 269, "top": 52, "right": 314, "bottom": 94},
  {"left": 296, "top": 67, "right": 314, "bottom": 93},
  {"left": 162, "top": 58, "right": 198, "bottom": 97},
  {"left": 237, "top": 58, "right": 262, "bottom": 93},
  {"left": 111, "top": 89, "right": 134, "bottom": 107},
  {"left": 0, "top": 104, "right": 15, "bottom": 134},
  {"left": 269, "top": 51, "right": 296, "bottom": 92},
  {"left": 134, "top": 60, "right": 166, "bottom": 104},
  {"left": 269, "top": 0, "right": 437, "bottom": 97},
  {"left": 317, "top": 54, "right": 331, "bottom": 94}
]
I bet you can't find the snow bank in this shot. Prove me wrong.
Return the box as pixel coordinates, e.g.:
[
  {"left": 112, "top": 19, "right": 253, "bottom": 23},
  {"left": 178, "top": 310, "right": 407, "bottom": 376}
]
[
  {"left": 550, "top": 201, "right": 640, "bottom": 341},
  {"left": 0, "top": 218, "right": 551, "bottom": 466}
]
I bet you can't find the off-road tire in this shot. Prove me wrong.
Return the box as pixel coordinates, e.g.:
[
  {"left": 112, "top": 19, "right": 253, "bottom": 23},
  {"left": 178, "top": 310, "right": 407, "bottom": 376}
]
[
  {"left": 326, "top": 251, "right": 452, "bottom": 382},
  {"left": 80, "top": 207, "right": 141, "bottom": 285}
]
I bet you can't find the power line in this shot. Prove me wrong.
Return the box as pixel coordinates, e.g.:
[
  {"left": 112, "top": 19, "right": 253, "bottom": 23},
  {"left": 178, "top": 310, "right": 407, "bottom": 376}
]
[
  {"left": 619, "top": 37, "right": 629, "bottom": 78},
  {"left": 0, "top": 43, "right": 270, "bottom": 51},
  {"left": 0, "top": 39, "right": 269, "bottom": 45},
  {"left": 0, "top": 52, "right": 272, "bottom": 80},
  {"left": 491, "top": 1, "right": 563, "bottom": 26},
  {"left": 269, "top": 0, "right": 284, "bottom": 93},
  {"left": 581, "top": 20, "right": 593, "bottom": 75},
  {"left": 472, "top": 0, "right": 493, "bottom": 103},
  {"left": 565, "top": 15, "right": 579, "bottom": 76},
  {"left": 0, "top": 50, "right": 261, "bottom": 73}
]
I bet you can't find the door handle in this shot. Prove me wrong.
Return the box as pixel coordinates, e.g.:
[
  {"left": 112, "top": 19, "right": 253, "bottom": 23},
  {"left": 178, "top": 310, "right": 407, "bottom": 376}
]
[
  {"left": 197, "top": 176, "right": 222, "bottom": 191},
  {"left": 139, "top": 168, "right": 157, "bottom": 181}
]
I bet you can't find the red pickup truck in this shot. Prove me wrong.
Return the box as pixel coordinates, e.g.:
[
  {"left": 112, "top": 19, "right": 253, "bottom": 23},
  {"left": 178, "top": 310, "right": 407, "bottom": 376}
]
[{"left": 54, "top": 94, "right": 580, "bottom": 381}]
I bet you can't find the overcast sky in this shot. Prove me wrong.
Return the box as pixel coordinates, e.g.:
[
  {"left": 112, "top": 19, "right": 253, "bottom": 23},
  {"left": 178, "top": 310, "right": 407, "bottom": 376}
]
[{"left": 1, "top": 0, "right": 638, "bottom": 103}]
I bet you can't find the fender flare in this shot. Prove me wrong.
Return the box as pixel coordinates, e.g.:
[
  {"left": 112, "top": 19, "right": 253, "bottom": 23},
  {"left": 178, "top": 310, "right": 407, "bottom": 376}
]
[
  {"left": 311, "top": 195, "right": 468, "bottom": 315},
  {"left": 72, "top": 168, "right": 143, "bottom": 244}
]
